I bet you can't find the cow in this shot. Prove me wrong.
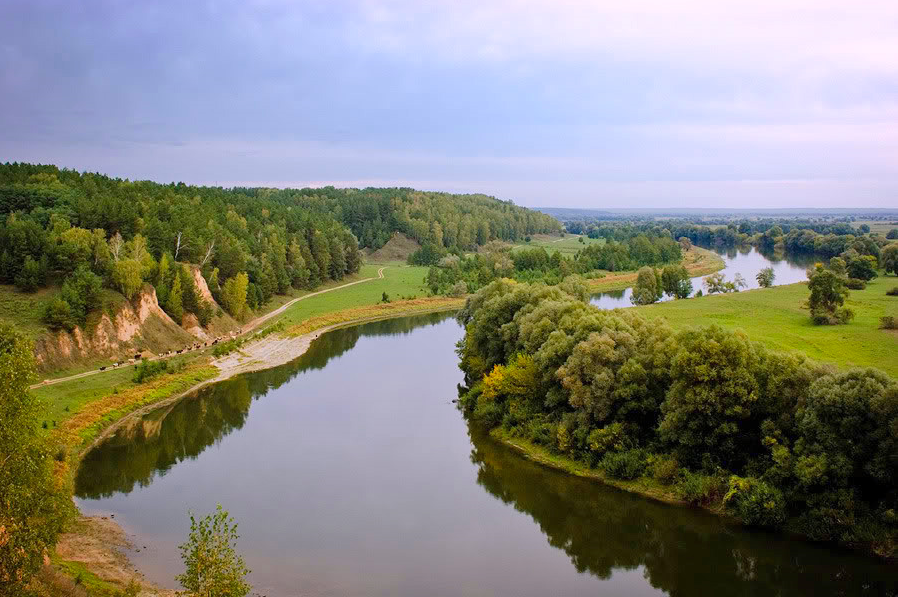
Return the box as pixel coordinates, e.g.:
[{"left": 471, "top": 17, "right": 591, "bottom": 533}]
[
  {"left": 134, "top": 353, "right": 142, "bottom": 360},
  {"left": 99, "top": 366, "right": 106, "bottom": 371}
]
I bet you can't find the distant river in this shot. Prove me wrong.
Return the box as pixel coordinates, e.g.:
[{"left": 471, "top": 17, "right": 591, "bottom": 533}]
[
  {"left": 591, "top": 245, "right": 817, "bottom": 309},
  {"left": 75, "top": 313, "right": 897, "bottom": 597}
]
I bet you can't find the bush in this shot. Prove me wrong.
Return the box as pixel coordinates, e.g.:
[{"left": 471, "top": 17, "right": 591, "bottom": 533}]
[
  {"left": 881, "top": 316, "right": 898, "bottom": 330},
  {"left": 651, "top": 456, "right": 679, "bottom": 485},
  {"left": 887, "top": 287, "right": 898, "bottom": 296},
  {"left": 675, "top": 471, "right": 725, "bottom": 505},
  {"left": 132, "top": 359, "right": 167, "bottom": 383},
  {"left": 600, "top": 449, "right": 647, "bottom": 480},
  {"left": 723, "top": 476, "right": 786, "bottom": 528},
  {"left": 844, "top": 277, "right": 866, "bottom": 290},
  {"left": 42, "top": 298, "right": 76, "bottom": 331}
]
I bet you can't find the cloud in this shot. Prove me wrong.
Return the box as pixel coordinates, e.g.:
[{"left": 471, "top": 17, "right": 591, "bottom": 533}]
[{"left": 0, "top": 0, "right": 896, "bottom": 207}]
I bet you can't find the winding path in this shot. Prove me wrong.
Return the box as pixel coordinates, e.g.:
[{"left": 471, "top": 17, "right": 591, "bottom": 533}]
[{"left": 31, "top": 267, "right": 387, "bottom": 389}]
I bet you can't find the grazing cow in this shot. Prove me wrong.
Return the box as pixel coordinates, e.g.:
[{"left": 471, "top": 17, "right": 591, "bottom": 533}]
[
  {"left": 99, "top": 366, "right": 106, "bottom": 371},
  {"left": 134, "top": 353, "right": 142, "bottom": 360},
  {"left": 176, "top": 349, "right": 183, "bottom": 354}
]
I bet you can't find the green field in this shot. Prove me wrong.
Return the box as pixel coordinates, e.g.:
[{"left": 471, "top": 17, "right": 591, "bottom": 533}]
[
  {"left": 642, "top": 274, "right": 898, "bottom": 377},
  {"left": 275, "top": 263, "right": 431, "bottom": 328},
  {"left": 510, "top": 233, "right": 606, "bottom": 256},
  {"left": 854, "top": 219, "right": 898, "bottom": 236}
]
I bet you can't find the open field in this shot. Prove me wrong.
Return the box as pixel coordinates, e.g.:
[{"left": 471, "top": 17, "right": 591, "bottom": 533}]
[
  {"left": 854, "top": 219, "right": 898, "bottom": 236},
  {"left": 510, "top": 233, "right": 606, "bottom": 256},
  {"left": 642, "top": 274, "right": 898, "bottom": 377},
  {"left": 274, "top": 263, "right": 431, "bottom": 328}
]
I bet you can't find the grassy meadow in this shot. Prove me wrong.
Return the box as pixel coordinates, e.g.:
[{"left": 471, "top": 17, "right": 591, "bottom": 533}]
[
  {"left": 510, "top": 233, "right": 606, "bottom": 256},
  {"left": 643, "top": 274, "right": 898, "bottom": 377}
]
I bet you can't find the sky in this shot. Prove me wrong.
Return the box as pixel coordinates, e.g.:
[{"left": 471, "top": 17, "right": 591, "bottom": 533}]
[{"left": 2, "top": 0, "right": 897, "bottom": 208}]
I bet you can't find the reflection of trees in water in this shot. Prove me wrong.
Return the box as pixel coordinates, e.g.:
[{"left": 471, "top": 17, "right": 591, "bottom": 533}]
[
  {"left": 468, "top": 426, "right": 898, "bottom": 597},
  {"left": 76, "top": 311, "right": 456, "bottom": 499}
]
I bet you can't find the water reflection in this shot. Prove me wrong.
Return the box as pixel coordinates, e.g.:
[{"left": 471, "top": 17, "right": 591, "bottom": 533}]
[
  {"left": 75, "top": 311, "right": 456, "bottom": 500},
  {"left": 591, "top": 245, "right": 816, "bottom": 309},
  {"left": 470, "top": 426, "right": 898, "bottom": 596}
]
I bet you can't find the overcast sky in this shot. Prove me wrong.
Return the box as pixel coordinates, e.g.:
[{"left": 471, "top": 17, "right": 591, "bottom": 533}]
[{"left": 2, "top": 1, "right": 897, "bottom": 208}]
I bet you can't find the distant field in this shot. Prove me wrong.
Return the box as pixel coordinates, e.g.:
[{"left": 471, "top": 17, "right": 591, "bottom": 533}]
[
  {"left": 511, "top": 233, "right": 606, "bottom": 256},
  {"left": 854, "top": 219, "right": 898, "bottom": 236},
  {"left": 642, "top": 274, "right": 898, "bottom": 377}
]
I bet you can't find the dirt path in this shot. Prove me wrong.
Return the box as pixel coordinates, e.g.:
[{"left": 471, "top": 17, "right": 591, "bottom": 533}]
[{"left": 31, "top": 267, "right": 386, "bottom": 389}]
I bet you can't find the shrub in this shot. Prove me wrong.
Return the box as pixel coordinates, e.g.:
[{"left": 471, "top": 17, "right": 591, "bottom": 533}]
[
  {"left": 723, "top": 476, "right": 786, "bottom": 528},
  {"left": 601, "top": 449, "right": 647, "bottom": 480},
  {"left": 472, "top": 400, "right": 503, "bottom": 428},
  {"left": 887, "top": 287, "right": 898, "bottom": 296},
  {"left": 651, "top": 456, "right": 679, "bottom": 485},
  {"left": 675, "top": 471, "right": 725, "bottom": 505},
  {"left": 132, "top": 359, "right": 167, "bottom": 383},
  {"left": 42, "top": 298, "right": 77, "bottom": 331},
  {"left": 881, "top": 316, "right": 898, "bottom": 330},
  {"left": 844, "top": 277, "right": 866, "bottom": 290}
]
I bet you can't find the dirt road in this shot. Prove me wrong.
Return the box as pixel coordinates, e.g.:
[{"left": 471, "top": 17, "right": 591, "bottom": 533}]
[{"left": 30, "top": 267, "right": 386, "bottom": 389}]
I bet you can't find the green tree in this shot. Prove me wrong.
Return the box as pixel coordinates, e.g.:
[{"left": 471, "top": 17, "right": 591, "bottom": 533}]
[
  {"left": 14, "top": 255, "right": 46, "bottom": 292},
  {"left": 112, "top": 259, "right": 144, "bottom": 300},
  {"left": 886, "top": 229, "right": 898, "bottom": 240},
  {"left": 844, "top": 254, "right": 877, "bottom": 281},
  {"left": 0, "top": 323, "right": 73, "bottom": 592},
  {"left": 42, "top": 298, "right": 76, "bottom": 331},
  {"left": 879, "top": 243, "right": 898, "bottom": 276},
  {"left": 221, "top": 273, "right": 249, "bottom": 317},
  {"left": 176, "top": 504, "right": 251, "bottom": 597},
  {"left": 659, "top": 326, "right": 762, "bottom": 469},
  {"left": 660, "top": 265, "right": 690, "bottom": 298},
  {"left": 806, "top": 264, "right": 853, "bottom": 325},
  {"left": 630, "top": 267, "right": 662, "bottom": 305},
  {"left": 166, "top": 271, "right": 184, "bottom": 322},
  {"left": 756, "top": 267, "right": 775, "bottom": 288},
  {"left": 703, "top": 272, "right": 727, "bottom": 294},
  {"left": 59, "top": 264, "right": 103, "bottom": 325}
]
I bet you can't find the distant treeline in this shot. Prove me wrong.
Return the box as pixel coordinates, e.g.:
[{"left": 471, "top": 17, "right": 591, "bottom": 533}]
[
  {"left": 242, "top": 185, "right": 562, "bottom": 250},
  {"left": 456, "top": 279, "right": 898, "bottom": 553},
  {"left": 563, "top": 218, "right": 896, "bottom": 262},
  {"left": 425, "top": 232, "right": 682, "bottom": 296}
]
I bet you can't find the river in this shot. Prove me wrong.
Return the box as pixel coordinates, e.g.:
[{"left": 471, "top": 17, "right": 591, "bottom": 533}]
[
  {"left": 591, "top": 245, "right": 817, "bottom": 308},
  {"left": 75, "top": 312, "right": 898, "bottom": 596}
]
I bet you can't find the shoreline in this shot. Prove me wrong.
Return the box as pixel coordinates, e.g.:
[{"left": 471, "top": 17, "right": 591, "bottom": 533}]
[{"left": 54, "top": 298, "right": 463, "bottom": 595}]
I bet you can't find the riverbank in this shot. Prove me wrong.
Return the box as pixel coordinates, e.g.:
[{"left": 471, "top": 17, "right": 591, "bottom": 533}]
[
  {"left": 489, "top": 421, "right": 897, "bottom": 560},
  {"left": 586, "top": 245, "right": 725, "bottom": 292},
  {"left": 37, "top": 295, "right": 463, "bottom": 596}
]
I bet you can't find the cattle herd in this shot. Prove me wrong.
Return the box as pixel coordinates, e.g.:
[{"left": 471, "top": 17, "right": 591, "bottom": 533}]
[{"left": 99, "top": 329, "right": 243, "bottom": 371}]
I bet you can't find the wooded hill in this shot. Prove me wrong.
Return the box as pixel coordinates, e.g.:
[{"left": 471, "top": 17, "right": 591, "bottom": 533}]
[{"left": 0, "top": 163, "right": 559, "bottom": 336}]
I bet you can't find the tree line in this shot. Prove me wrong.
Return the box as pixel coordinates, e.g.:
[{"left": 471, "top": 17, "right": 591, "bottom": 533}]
[
  {"left": 425, "top": 232, "right": 682, "bottom": 296},
  {"left": 455, "top": 278, "right": 898, "bottom": 552}
]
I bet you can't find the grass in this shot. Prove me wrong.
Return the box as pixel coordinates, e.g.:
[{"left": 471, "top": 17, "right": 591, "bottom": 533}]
[
  {"left": 286, "top": 296, "right": 464, "bottom": 337},
  {"left": 275, "top": 264, "right": 432, "bottom": 328},
  {"left": 510, "top": 233, "right": 606, "bottom": 256},
  {"left": 0, "top": 283, "right": 56, "bottom": 339},
  {"left": 642, "top": 274, "right": 898, "bottom": 377}
]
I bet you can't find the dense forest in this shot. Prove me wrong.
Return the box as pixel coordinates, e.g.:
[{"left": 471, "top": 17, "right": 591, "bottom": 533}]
[
  {"left": 0, "top": 163, "right": 557, "bottom": 331},
  {"left": 455, "top": 279, "right": 898, "bottom": 552}
]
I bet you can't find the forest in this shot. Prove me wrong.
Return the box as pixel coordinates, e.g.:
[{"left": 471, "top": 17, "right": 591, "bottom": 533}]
[
  {"left": 455, "top": 278, "right": 898, "bottom": 552},
  {"left": 0, "top": 163, "right": 557, "bottom": 332}
]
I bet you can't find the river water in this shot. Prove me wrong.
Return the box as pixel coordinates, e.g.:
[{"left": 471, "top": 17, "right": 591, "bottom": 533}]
[
  {"left": 591, "top": 245, "right": 816, "bottom": 308},
  {"left": 75, "top": 313, "right": 898, "bottom": 596}
]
